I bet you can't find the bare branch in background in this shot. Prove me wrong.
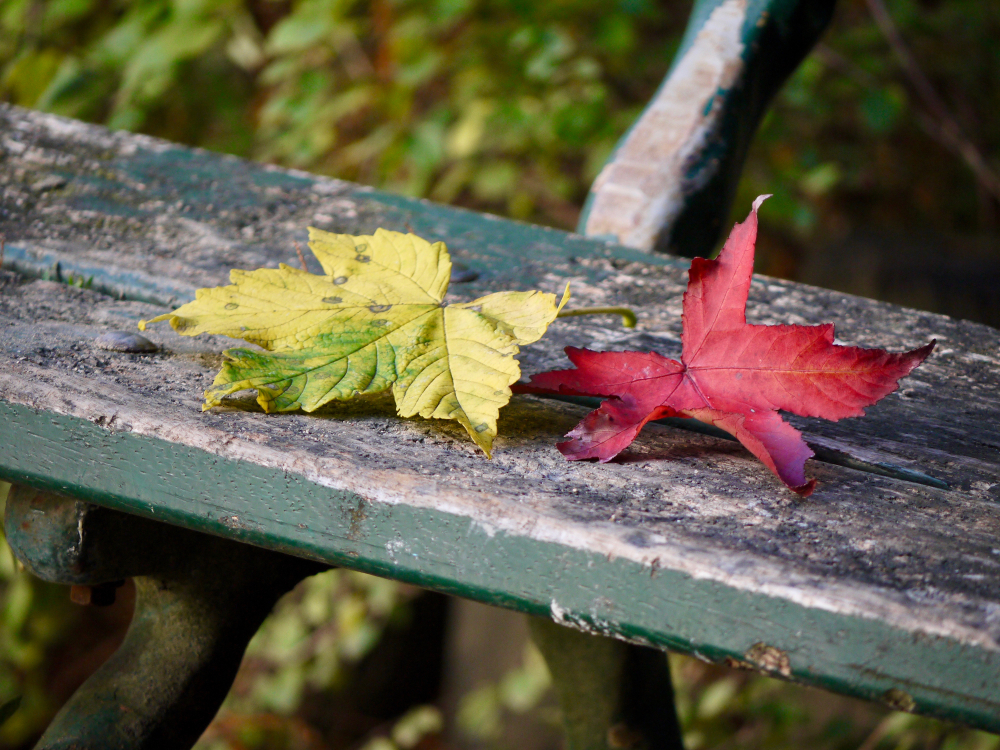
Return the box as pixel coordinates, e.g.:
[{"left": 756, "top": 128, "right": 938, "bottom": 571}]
[
  {"left": 864, "top": 0, "right": 1000, "bottom": 202},
  {"left": 813, "top": 43, "right": 877, "bottom": 88}
]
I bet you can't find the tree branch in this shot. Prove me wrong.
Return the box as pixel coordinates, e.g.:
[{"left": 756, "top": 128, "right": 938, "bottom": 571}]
[{"left": 864, "top": 0, "right": 1000, "bottom": 202}]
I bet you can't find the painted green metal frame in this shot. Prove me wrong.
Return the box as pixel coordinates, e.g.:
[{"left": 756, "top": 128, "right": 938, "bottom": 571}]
[{"left": 4, "top": 485, "right": 324, "bottom": 750}]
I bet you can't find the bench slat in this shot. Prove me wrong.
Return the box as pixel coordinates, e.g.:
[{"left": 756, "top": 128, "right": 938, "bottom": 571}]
[
  {"left": 3, "top": 105, "right": 997, "bottom": 496},
  {"left": 3, "top": 105, "right": 1000, "bottom": 731}
]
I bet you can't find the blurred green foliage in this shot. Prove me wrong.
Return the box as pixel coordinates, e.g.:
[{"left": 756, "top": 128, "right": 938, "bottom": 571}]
[
  {"left": 454, "top": 642, "right": 554, "bottom": 744},
  {"left": 0, "top": 0, "right": 688, "bottom": 228},
  {"left": 672, "top": 657, "right": 1000, "bottom": 750},
  {"left": 195, "top": 568, "right": 409, "bottom": 750},
  {"left": 737, "top": 1, "right": 1000, "bottom": 243},
  {"left": 3, "top": 0, "right": 997, "bottom": 257}
]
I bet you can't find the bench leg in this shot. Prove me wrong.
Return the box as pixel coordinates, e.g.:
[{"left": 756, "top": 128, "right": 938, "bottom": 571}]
[
  {"left": 529, "top": 616, "right": 684, "bottom": 750},
  {"left": 4, "top": 484, "right": 324, "bottom": 750}
]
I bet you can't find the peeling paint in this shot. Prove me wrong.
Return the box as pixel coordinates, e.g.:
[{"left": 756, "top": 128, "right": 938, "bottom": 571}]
[
  {"left": 470, "top": 518, "right": 498, "bottom": 538},
  {"left": 744, "top": 642, "right": 792, "bottom": 677},
  {"left": 723, "top": 656, "right": 756, "bottom": 671},
  {"left": 385, "top": 538, "right": 406, "bottom": 563},
  {"left": 550, "top": 599, "right": 623, "bottom": 641},
  {"left": 551, "top": 599, "right": 570, "bottom": 625}
]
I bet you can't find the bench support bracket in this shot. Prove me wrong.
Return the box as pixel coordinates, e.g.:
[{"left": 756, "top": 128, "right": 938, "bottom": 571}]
[
  {"left": 529, "top": 616, "right": 685, "bottom": 750},
  {"left": 4, "top": 484, "right": 324, "bottom": 750}
]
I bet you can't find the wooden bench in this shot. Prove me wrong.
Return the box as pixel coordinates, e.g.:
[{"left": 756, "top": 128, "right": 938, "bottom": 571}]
[{"left": 4, "top": 2, "right": 1000, "bottom": 747}]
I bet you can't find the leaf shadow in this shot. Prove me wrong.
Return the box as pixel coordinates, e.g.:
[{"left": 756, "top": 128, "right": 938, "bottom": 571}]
[
  {"left": 612, "top": 441, "right": 747, "bottom": 465},
  {"left": 213, "top": 391, "right": 597, "bottom": 449},
  {"left": 308, "top": 392, "right": 399, "bottom": 419},
  {"left": 497, "top": 398, "right": 593, "bottom": 444},
  {"left": 212, "top": 390, "right": 400, "bottom": 420}
]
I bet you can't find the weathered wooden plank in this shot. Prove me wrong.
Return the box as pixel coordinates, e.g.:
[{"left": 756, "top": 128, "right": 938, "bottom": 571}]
[
  {"left": 3, "top": 104, "right": 998, "bottom": 495},
  {"left": 3, "top": 105, "right": 1000, "bottom": 730}
]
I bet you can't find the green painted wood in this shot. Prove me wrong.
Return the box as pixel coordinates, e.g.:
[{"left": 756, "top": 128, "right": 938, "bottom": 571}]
[
  {"left": 1, "top": 401, "right": 999, "bottom": 732},
  {"left": 580, "top": 0, "right": 836, "bottom": 256},
  {"left": 5, "top": 104, "right": 1000, "bottom": 495}
]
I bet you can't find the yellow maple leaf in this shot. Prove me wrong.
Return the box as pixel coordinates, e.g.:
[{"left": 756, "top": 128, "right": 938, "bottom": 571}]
[{"left": 141, "top": 228, "right": 569, "bottom": 455}]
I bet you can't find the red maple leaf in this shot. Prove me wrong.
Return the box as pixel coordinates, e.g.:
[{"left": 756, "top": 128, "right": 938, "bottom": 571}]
[{"left": 519, "top": 196, "right": 934, "bottom": 495}]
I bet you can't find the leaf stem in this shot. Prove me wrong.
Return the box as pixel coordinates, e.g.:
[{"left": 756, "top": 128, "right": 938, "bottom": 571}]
[{"left": 557, "top": 306, "right": 637, "bottom": 328}]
